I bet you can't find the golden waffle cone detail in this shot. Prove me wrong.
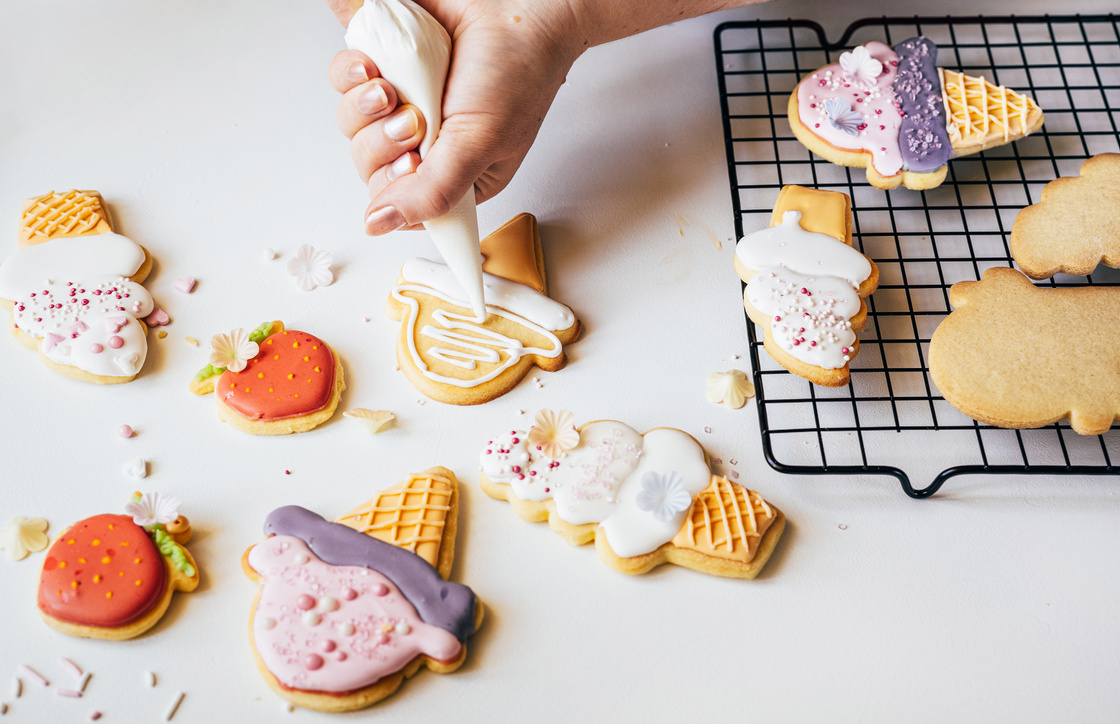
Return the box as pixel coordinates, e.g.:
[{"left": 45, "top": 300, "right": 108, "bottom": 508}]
[
  {"left": 20, "top": 190, "right": 112, "bottom": 243},
  {"left": 671, "top": 475, "right": 777, "bottom": 564},
  {"left": 939, "top": 68, "right": 1043, "bottom": 153},
  {"left": 334, "top": 472, "right": 453, "bottom": 568}
]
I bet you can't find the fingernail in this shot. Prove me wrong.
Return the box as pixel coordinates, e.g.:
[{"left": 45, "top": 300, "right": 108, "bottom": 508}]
[
  {"left": 386, "top": 154, "right": 414, "bottom": 181},
  {"left": 356, "top": 85, "right": 388, "bottom": 115},
  {"left": 346, "top": 62, "right": 369, "bottom": 83},
  {"left": 384, "top": 108, "right": 418, "bottom": 142},
  {"left": 366, "top": 206, "right": 406, "bottom": 234}
]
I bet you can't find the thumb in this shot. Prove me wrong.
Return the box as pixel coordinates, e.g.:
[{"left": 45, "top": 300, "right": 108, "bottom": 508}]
[
  {"left": 325, "top": 0, "right": 363, "bottom": 27},
  {"left": 364, "top": 124, "right": 491, "bottom": 234}
]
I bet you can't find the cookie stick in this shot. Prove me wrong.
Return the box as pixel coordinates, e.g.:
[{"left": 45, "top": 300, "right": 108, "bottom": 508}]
[{"left": 345, "top": 0, "right": 488, "bottom": 321}]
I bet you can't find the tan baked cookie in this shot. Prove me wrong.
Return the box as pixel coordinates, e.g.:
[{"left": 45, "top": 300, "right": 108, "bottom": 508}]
[
  {"left": 1010, "top": 154, "right": 1120, "bottom": 279},
  {"left": 37, "top": 492, "right": 199, "bottom": 640},
  {"left": 789, "top": 37, "right": 1043, "bottom": 190},
  {"left": 386, "top": 213, "right": 582, "bottom": 405},
  {"left": 930, "top": 266, "right": 1120, "bottom": 436},
  {"left": 479, "top": 410, "right": 785, "bottom": 579},
  {"left": 0, "top": 190, "right": 159, "bottom": 383},
  {"left": 190, "top": 321, "right": 345, "bottom": 435},
  {"left": 735, "top": 185, "right": 879, "bottom": 387},
  {"left": 243, "top": 468, "right": 482, "bottom": 712}
]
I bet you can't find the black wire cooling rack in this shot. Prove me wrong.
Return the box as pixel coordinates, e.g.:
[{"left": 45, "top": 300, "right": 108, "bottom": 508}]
[{"left": 715, "top": 15, "right": 1120, "bottom": 498}]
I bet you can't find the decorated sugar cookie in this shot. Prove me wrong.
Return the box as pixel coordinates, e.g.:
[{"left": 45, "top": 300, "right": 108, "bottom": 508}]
[
  {"left": 386, "top": 213, "right": 582, "bottom": 405},
  {"left": 789, "top": 38, "right": 1044, "bottom": 190},
  {"left": 0, "top": 190, "right": 159, "bottom": 383},
  {"left": 480, "top": 411, "right": 785, "bottom": 578},
  {"left": 243, "top": 468, "right": 482, "bottom": 712},
  {"left": 37, "top": 493, "right": 199, "bottom": 640},
  {"left": 189, "top": 321, "right": 345, "bottom": 435},
  {"left": 735, "top": 185, "right": 879, "bottom": 387},
  {"left": 930, "top": 267, "right": 1120, "bottom": 436}
]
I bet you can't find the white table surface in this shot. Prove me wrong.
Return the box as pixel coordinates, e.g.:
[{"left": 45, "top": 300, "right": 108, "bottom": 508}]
[{"left": 2, "top": 1, "right": 1118, "bottom": 722}]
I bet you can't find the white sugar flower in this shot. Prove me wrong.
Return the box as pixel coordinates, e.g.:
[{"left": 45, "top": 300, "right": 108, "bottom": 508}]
[
  {"left": 0, "top": 517, "right": 50, "bottom": 561},
  {"left": 527, "top": 409, "right": 579, "bottom": 458},
  {"left": 839, "top": 44, "right": 883, "bottom": 87},
  {"left": 125, "top": 493, "right": 182, "bottom": 527},
  {"left": 209, "top": 328, "right": 259, "bottom": 373},
  {"left": 706, "top": 370, "right": 756, "bottom": 409},
  {"left": 287, "top": 244, "right": 334, "bottom": 291},
  {"left": 634, "top": 471, "right": 692, "bottom": 522}
]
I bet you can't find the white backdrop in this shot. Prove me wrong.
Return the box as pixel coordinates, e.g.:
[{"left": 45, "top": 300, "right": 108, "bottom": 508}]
[{"left": 1, "top": 1, "right": 1118, "bottom": 722}]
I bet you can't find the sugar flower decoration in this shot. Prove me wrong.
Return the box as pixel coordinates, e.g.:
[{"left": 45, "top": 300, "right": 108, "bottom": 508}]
[
  {"left": 706, "top": 369, "right": 755, "bottom": 409},
  {"left": 824, "top": 98, "right": 863, "bottom": 137},
  {"left": 125, "top": 493, "right": 182, "bottom": 527},
  {"left": 287, "top": 244, "right": 334, "bottom": 291},
  {"left": 527, "top": 409, "right": 579, "bottom": 459},
  {"left": 0, "top": 517, "right": 50, "bottom": 561},
  {"left": 635, "top": 471, "right": 692, "bottom": 522},
  {"left": 209, "top": 328, "right": 259, "bottom": 373},
  {"left": 839, "top": 44, "right": 882, "bottom": 87}
]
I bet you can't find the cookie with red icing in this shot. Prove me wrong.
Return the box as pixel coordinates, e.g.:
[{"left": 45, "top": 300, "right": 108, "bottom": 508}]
[
  {"left": 37, "top": 493, "right": 199, "bottom": 640},
  {"left": 189, "top": 320, "right": 345, "bottom": 435}
]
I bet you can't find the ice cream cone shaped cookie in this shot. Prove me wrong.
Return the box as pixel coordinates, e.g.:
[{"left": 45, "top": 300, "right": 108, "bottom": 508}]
[
  {"left": 480, "top": 410, "right": 785, "bottom": 578},
  {"left": 734, "top": 185, "right": 879, "bottom": 387},
  {"left": 189, "top": 321, "right": 345, "bottom": 435},
  {"left": 242, "top": 468, "right": 482, "bottom": 712},
  {"left": 789, "top": 37, "right": 1043, "bottom": 190},
  {"left": 386, "top": 213, "right": 582, "bottom": 405},
  {"left": 0, "top": 190, "right": 161, "bottom": 383}
]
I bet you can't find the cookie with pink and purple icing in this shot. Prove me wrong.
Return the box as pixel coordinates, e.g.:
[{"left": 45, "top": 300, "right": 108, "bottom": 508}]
[
  {"left": 242, "top": 467, "right": 482, "bottom": 712},
  {"left": 789, "top": 37, "right": 1044, "bottom": 190}
]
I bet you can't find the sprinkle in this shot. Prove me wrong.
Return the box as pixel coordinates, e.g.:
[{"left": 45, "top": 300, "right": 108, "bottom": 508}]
[
  {"left": 157, "top": 330, "right": 167, "bottom": 339},
  {"left": 184, "top": 337, "right": 199, "bottom": 346},
  {"left": 12, "top": 679, "right": 21, "bottom": 698},
  {"left": 56, "top": 689, "right": 82, "bottom": 698},
  {"left": 165, "top": 692, "right": 186, "bottom": 721},
  {"left": 838, "top": 523, "right": 849, "bottom": 530},
  {"left": 18, "top": 666, "right": 47, "bottom": 687},
  {"left": 729, "top": 458, "right": 738, "bottom": 466},
  {"left": 363, "top": 316, "right": 370, "bottom": 323},
  {"left": 172, "top": 276, "right": 196, "bottom": 294},
  {"left": 1, "top": 702, "right": 7, "bottom": 714},
  {"left": 263, "top": 248, "right": 277, "bottom": 261},
  {"left": 90, "top": 714, "right": 102, "bottom": 721},
  {"left": 147, "top": 671, "right": 157, "bottom": 687},
  {"left": 118, "top": 425, "right": 133, "bottom": 439},
  {"left": 59, "top": 658, "right": 83, "bottom": 677},
  {"left": 704, "top": 427, "right": 712, "bottom": 433},
  {"left": 284, "top": 470, "right": 291, "bottom": 476},
  {"left": 79, "top": 672, "right": 91, "bottom": 693},
  {"left": 417, "top": 399, "right": 425, "bottom": 406},
  {"left": 731, "top": 471, "right": 740, "bottom": 479}
]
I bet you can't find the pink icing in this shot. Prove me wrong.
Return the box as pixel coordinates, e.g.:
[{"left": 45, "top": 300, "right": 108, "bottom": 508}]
[
  {"left": 797, "top": 41, "right": 904, "bottom": 177},
  {"left": 247, "top": 536, "right": 462, "bottom": 694}
]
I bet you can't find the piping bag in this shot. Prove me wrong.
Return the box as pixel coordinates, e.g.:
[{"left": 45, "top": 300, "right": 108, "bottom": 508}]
[{"left": 345, "top": 0, "right": 488, "bottom": 321}]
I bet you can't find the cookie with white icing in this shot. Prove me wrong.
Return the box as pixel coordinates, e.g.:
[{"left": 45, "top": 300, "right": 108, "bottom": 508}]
[
  {"left": 480, "top": 410, "right": 785, "bottom": 579},
  {"left": 735, "top": 185, "right": 879, "bottom": 387},
  {"left": 1010, "top": 154, "right": 1120, "bottom": 279},
  {"left": 930, "top": 266, "right": 1120, "bottom": 436},
  {"left": 37, "top": 492, "right": 199, "bottom": 641},
  {"left": 789, "top": 38, "right": 1044, "bottom": 190},
  {"left": 189, "top": 320, "right": 345, "bottom": 435},
  {"left": 0, "top": 190, "right": 159, "bottom": 383},
  {"left": 243, "top": 468, "right": 483, "bottom": 712},
  {"left": 386, "top": 213, "right": 582, "bottom": 405}
]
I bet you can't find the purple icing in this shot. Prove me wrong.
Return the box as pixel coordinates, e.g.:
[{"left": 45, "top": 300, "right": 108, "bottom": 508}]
[
  {"left": 264, "top": 506, "right": 477, "bottom": 643},
  {"left": 892, "top": 37, "right": 952, "bottom": 172}
]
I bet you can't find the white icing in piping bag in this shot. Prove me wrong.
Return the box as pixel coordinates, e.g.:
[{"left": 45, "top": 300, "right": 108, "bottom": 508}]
[{"left": 346, "top": 0, "right": 487, "bottom": 320}]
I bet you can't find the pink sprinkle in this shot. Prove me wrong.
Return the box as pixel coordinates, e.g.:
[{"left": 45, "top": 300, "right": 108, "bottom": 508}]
[
  {"left": 792, "top": 339, "right": 801, "bottom": 346},
  {"left": 544, "top": 487, "right": 551, "bottom": 493},
  {"left": 372, "top": 583, "right": 389, "bottom": 596},
  {"left": 19, "top": 665, "right": 48, "bottom": 686},
  {"left": 341, "top": 588, "right": 357, "bottom": 601},
  {"left": 841, "top": 347, "right": 850, "bottom": 354},
  {"left": 529, "top": 471, "right": 537, "bottom": 476},
  {"left": 814, "top": 123, "right": 820, "bottom": 128},
  {"left": 517, "top": 474, "right": 525, "bottom": 480},
  {"left": 810, "top": 341, "right": 817, "bottom": 347},
  {"left": 173, "top": 276, "right": 196, "bottom": 294},
  {"left": 91, "top": 714, "right": 103, "bottom": 721},
  {"left": 118, "top": 424, "right": 133, "bottom": 439},
  {"left": 284, "top": 470, "right": 291, "bottom": 475},
  {"left": 108, "top": 335, "right": 124, "bottom": 349},
  {"left": 773, "top": 315, "right": 781, "bottom": 322},
  {"left": 56, "top": 689, "right": 82, "bottom": 698},
  {"left": 90, "top": 343, "right": 104, "bottom": 354},
  {"left": 511, "top": 437, "right": 519, "bottom": 444},
  {"left": 296, "top": 595, "right": 315, "bottom": 610},
  {"left": 511, "top": 466, "right": 521, "bottom": 473},
  {"left": 321, "top": 640, "right": 337, "bottom": 653},
  {"left": 336, "top": 651, "right": 348, "bottom": 662},
  {"left": 485, "top": 450, "right": 492, "bottom": 455},
  {"left": 59, "top": 657, "right": 83, "bottom": 677},
  {"left": 80, "top": 299, "right": 89, "bottom": 305},
  {"left": 304, "top": 654, "right": 324, "bottom": 671}
]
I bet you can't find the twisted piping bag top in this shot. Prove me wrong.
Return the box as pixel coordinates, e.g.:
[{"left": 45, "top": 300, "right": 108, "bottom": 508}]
[{"left": 346, "top": 0, "right": 487, "bottom": 320}]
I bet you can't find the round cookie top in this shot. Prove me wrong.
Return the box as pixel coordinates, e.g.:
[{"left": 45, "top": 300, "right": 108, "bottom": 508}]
[
  {"left": 218, "top": 330, "right": 336, "bottom": 421},
  {"left": 38, "top": 514, "right": 167, "bottom": 628}
]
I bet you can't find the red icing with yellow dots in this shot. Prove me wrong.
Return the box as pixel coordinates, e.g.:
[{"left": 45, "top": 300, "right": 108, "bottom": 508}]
[
  {"left": 219, "top": 330, "right": 336, "bottom": 421},
  {"left": 37, "top": 514, "right": 166, "bottom": 628}
]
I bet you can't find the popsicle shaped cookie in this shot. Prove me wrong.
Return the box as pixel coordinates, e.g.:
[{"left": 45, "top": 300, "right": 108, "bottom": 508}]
[
  {"left": 734, "top": 185, "right": 879, "bottom": 387},
  {"left": 789, "top": 37, "right": 1044, "bottom": 190},
  {"left": 387, "top": 213, "right": 581, "bottom": 405},
  {"left": 243, "top": 468, "right": 482, "bottom": 712},
  {"left": 480, "top": 410, "right": 785, "bottom": 579},
  {"left": 930, "top": 266, "right": 1120, "bottom": 436}
]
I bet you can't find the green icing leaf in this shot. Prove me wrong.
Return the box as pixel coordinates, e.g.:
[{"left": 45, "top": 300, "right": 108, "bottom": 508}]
[
  {"left": 193, "top": 321, "right": 274, "bottom": 382},
  {"left": 149, "top": 526, "right": 196, "bottom": 577}
]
